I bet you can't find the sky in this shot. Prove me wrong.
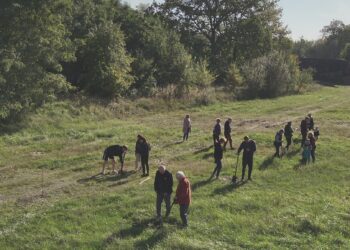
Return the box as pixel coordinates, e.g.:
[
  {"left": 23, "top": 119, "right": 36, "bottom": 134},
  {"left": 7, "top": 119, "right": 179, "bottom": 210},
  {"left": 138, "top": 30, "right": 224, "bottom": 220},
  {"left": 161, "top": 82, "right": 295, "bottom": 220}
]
[{"left": 122, "top": 0, "right": 350, "bottom": 41}]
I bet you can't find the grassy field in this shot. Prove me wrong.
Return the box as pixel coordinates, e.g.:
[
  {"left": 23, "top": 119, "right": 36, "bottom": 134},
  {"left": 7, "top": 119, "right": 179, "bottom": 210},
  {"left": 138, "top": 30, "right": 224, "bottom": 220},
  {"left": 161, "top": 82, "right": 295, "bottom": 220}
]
[{"left": 1, "top": 85, "right": 350, "bottom": 249}]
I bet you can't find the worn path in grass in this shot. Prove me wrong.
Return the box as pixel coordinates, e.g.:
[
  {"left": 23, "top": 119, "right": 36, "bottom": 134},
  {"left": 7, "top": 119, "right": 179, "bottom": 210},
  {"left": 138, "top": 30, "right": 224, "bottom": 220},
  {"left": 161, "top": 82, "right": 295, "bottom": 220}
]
[{"left": 0, "top": 86, "right": 350, "bottom": 249}]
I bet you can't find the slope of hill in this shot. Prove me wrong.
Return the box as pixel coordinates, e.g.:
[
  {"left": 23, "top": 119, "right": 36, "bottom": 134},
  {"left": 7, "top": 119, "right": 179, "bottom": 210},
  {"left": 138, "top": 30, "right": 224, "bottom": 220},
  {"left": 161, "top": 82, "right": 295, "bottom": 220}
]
[{"left": 1, "top": 86, "right": 350, "bottom": 249}]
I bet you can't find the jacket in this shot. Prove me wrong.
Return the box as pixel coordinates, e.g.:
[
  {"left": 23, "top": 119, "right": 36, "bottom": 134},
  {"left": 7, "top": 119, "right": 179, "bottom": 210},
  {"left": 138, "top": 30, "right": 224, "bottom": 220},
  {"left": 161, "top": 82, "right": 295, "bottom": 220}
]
[
  {"left": 284, "top": 125, "right": 293, "bottom": 138},
  {"left": 154, "top": 170, "right": 173, "bottom": 194},
  {"left": 213, "top": 123, "right": 221, "bottom": 136},
  {"left": 224, "top": 120, "right": 232, "bottom": 134},
  {"left": 300, "top": 120, "right": 308, "bottom": 133},
  {"left": 214, "top": 141, "right": 223, "bottom": 162},
  {"left": 175, "top": 177, "right": 192, "bottom": 205},
  {"left": 238, "top": 140, "right": 256, "bottom": 159},
  {"left": 139, "top": 141, "right": 150, "bottom": 156},
  {"left": 183, "top": 118, "right": 191, "bottom": 133}
]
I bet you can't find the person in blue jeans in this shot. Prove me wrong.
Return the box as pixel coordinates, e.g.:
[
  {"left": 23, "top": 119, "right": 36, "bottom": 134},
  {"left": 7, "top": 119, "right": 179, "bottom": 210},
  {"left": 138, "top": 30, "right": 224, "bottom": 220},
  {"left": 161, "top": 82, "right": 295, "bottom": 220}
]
[
  {"left": 210, "top": 138, "right": 226, "bottom": 179},
  {"left": 154, "top": 165, "right": 173, "bottom": 221}
]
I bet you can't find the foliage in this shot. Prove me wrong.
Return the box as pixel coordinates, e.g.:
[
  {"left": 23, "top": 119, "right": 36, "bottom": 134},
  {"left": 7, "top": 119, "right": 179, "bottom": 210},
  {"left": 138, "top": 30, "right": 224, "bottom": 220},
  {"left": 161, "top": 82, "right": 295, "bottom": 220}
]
[
  {"left": 223, "top": 64, "right": 243, "bottom": 90},
  {"left": 0, "top": 0, "right": 75, "bottom": 121},
  {"left": 340, "top": 43, "right": 350, "bottom": 61}
]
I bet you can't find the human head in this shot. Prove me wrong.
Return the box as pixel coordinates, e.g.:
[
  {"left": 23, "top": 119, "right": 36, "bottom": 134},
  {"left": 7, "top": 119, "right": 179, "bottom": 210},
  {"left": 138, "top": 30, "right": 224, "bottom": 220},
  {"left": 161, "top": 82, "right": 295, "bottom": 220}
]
[
  {"left": 287, "top": 121, "right": 292, "bottom": 126},
  {"left": 216, "top": 118, "right": 221, "bottom": 123},
  {"left": 158, "top": 165, "right": 166, "bottom": 175},
  {"left": 315, "top": 127, "right": 319, "bottom": 131},
  {"left": 176, "top": 171, "right": 185, "bottom": 181},
  {"left": 244, "top": 136, "right": 249, "bottom": 142},
  {"left": 279, "top": 129, "right": 284, "bottom": 134},
  {"left": 186, "top": 114, "right": 190, "bottom": 119},
  {"left": 308, "top": 113, "right": 312, "bottom": 118},
  {"left": 305, "top": 116, "right": 310, "bottom": 120},
  {"left": 122, "top": 145, "right": 128, "bottom": 152},
  {"left": 228, "top": 118, "right": 232, "bottom": 123},
  {"left": 219, "top": 138, "right": 226, "bottom": 144},
  {"left": 307, "top": 131, "right": 314, "bottom": 138}
]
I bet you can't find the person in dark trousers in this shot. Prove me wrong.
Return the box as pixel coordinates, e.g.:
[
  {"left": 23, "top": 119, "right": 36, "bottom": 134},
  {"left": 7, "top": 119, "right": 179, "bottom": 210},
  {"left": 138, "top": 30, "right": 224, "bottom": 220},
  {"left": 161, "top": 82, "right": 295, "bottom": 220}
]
[
  {"left": 213, "top": 118, "right": 221, "bottom": 145},
  {"left": 139, "top": 137, "right": 151, "bottom": 176},
  {"left": 237, "top": 136, "right": 256, "bottom": 181},
  {"left": 274, "top": 129, "right": 284, "bottom": 158},
  {"left": 154, "top": 165, "right": 173, "bottom": 220},
  {"left": 210, "top": 138, "right": 226, "bottom": 179},
  {"left": 308, "top": 113, "right": 314, "bottom": 130},
  {"left": 308, "top": 132, "right": 316, "bottom": 163},
  {"left": 314, "top": 127, "right": 320, "bottom": 141},
  {"left": 284, "top": 122, "right": 294, "bottom": 150},
  {"left": 101, "top": 145, "right": 128, "bottom": 175},
  {"left": 300, "top": 117, "right": 309, "bottom": 147},
  {"left": 135, "top": 135, "right": 143, "bottom": 171},
  {"left": 174, "top": 171, "right": 192, "bottom": 227},
  {"left": 223, "top": 118, "right": 233, "bottom": 150},
  {"left": 183, "top": 114, "right": 191, "bottom": 141}
]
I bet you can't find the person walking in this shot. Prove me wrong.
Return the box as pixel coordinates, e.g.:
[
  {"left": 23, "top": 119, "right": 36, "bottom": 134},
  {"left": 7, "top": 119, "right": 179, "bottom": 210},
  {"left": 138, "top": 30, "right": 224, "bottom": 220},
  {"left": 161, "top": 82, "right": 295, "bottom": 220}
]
[
  {"left": 135, "top": 135, "right": 143, "bottom": 171},
  {"left": 284, "top": 122, "right": 294, "bottom": 150},
  {"left": 174, "top": 171, "right": 192, "bottom": 227},
  {"left": 300, "top": 117, "right": 309, "bottom": 147},
  {"left": 223, "top": 118, "right": 233, "bottom": 150},
  {"left": 237, "top": 136, "right": 256, "bottom": 181},
  {"left": 309, "top": 132, "right": 316, "bottom": 163},
  {"left": 274, "top": 129, "right": 284, "bottom": 158},
  {"left": 101, "top": 145, "right": 128, "bottom": 175},
  {"left": 154, "top": 165, "right": 173, "bottom": 221},
  {"left": 139, "top": 137, "right": 151, "bottom": 176},
  {"left": 210, "top": 138, "right": 226, "bottom": 179},
  {"left": 308, "top": 113, "right": 314, "bottom": 130},
  {"left": 183, "top": 115, "right": 191, "bottom": 141},
  {"left": 212, "top": 118, "right": 222, "bottom": 145}
]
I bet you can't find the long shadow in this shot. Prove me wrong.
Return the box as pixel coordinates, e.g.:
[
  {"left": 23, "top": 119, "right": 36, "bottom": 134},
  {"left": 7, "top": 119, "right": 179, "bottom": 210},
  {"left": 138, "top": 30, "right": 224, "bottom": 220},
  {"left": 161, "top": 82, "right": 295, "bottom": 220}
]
[
  {"left": 212, "top": 180, "right": 248, "bottom": 196},
  {"left": 202, "top": 152, "right": 213, "bottom": 160},
  {"left": 163, "top": 141, "right": 184, "bottom": 148},
  {"left": 134, "top": 228, "right": 168, "bottom": 249},
  {"left": 286, "top": 147, "right": 302, "bottom": 158},
  {"left": 191, "top": 178, "right": 213, "bottom": 192},
  {"left": 77, "top": 171, "right": 134, "bottom": 184},
  {"left": 193, "top": 145, "right": 213, "bottom": 155},
  {"left": 259, "top": 156, "right": 275, "bottom": 170}
]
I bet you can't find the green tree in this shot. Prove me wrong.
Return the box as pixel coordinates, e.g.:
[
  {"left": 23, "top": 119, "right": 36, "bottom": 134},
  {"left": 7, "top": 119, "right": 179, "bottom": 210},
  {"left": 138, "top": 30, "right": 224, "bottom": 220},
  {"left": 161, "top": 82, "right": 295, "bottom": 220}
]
[{"left": 341, "top": 43, "right": 350, "bottom": 61}]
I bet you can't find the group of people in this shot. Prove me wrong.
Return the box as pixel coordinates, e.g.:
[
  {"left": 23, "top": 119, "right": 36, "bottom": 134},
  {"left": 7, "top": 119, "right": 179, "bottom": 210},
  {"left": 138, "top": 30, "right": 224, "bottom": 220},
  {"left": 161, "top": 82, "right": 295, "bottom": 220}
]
[
  {"left": 99, "top": 113, "right": 320, "bottom": 227},
  {"left": 273, "top": 113, "right": 320, "bottom": 164}
]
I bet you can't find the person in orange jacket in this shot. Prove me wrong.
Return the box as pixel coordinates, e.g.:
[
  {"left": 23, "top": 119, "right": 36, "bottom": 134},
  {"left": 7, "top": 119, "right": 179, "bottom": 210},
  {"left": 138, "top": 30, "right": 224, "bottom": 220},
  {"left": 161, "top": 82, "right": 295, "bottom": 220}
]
[{"left": 174, "top": 171, "right": 192, "bottom": 227}]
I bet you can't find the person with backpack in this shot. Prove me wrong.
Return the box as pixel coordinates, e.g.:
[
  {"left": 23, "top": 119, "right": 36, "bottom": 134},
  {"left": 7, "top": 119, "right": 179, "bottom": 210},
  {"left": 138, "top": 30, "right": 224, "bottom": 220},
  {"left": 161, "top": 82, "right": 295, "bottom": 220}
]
[
  {"left": 237, "top": 136, "right": 257, "bottom": 181},
  {"left": 212, "top": 118, "right": 222, "bottom": 145},
  {"left": 154, "top": 165, "right": 173, "bottom": 221},
  {"left": 309, "top": 132, "right": 317, "bottom": 163},
  {"left": 223, "top": 118, "right": 233, "bottom": 150},
  {"left": 135, "top": 135, "right": 143, "bottom": 171},
  {"left": 174, "top": 171, "right": 192, "bottom": 227},
  {"left": 284, "top": 122, "right": 294, "bottom": 150},
  {"left": 139, "top": 137, "right": 151, "bottom": 176},
  {"left": 101, "top": 145, "right": 128, "bottom": 175},
  {"left": 274, "top": 129, "right": 284, "bottom": 158},
  {"left": 183, "top": 114, "right": 192, "bottom": 141},
  {"left": 210, "top": 138, "right": 226, "bottom": 179},
  {"left": 300, "top": 117, "right": 309, "bottom": 147}
]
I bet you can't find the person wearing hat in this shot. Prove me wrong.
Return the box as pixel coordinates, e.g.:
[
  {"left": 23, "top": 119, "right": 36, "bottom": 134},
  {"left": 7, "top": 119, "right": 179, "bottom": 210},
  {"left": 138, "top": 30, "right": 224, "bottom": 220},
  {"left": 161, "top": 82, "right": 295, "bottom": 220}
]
[
  {"left": 174, "top": 171, "right": 192, "bottom": 227},
  {"left": 274, "top": 129, "right": 284, "bottom": 158},
  {"left": 223, "top": 118, "right": 233, "bottom": 150},
  {"left": 210, "top": 137, "right": 226, "bottom": 179},
  {"left": 284, "top": 122, "right": 294, "bottom": 150},
  {"left": 237, "top": 136, "right": 256, "bottom": 181},
  {"left": 101, "top": 145, "right": 128, "bottom": 175},
  {"left": 212, "top": 118, "right": 222, "bottom": 145},
  {"left": 154, "top": 165, "right": 173, "bottom": 220}
]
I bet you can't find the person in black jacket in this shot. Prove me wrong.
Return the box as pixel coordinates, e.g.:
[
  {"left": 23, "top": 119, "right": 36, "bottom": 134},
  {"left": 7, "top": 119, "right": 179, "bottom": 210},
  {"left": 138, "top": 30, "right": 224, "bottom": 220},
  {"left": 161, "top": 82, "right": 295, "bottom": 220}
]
[
  {"left": 135, "top": 135, "right": 143, "bottom": 171},
  {"left": 300, "top": 117, "right": 309, "bottom": 147},
  {"left": 308, "top": 113, "right": 314, "bottom": 130},
  {"left": 223, "top": 118, "right": 233, "bottom": 150},
  {"left": 237, "top": 136, "right": 256, "bottom": 181},
  {"left": 274, "top": 129, "right": 284, "bottom": 158},
  {"left": 210, "top": 138, "right": 226, "bottom": 179},
  {"left": 212, "top": 118, "right": 222, "bottom": 145},
  {"left": 139, "top": 137, "right": 151, "bottom": 176},
  {"left": 154, "top": 165, "right": 173, "bottom": 219},
  {"left": 284, "top": 122, "right": 294, "bottom": 150},
  {"left": 101, "top": 145, "right": 128, "bottom": 175}
]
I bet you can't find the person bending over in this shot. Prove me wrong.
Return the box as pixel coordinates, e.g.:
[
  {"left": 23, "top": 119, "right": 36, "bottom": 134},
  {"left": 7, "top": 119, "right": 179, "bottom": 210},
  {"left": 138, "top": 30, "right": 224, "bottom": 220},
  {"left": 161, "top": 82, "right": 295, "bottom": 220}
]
[{"left": 101, "top": 145, "right": 128, "bottom": 175}]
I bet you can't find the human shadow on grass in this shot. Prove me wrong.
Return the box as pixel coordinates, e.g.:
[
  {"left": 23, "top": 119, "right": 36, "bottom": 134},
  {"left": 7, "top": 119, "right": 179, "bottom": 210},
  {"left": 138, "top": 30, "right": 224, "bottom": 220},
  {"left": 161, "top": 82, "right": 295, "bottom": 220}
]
[
  {"left": 285, "top": 147, "right": 302, "bottom": 158},
  {"left": 163, "top": 140, "right": 184, "bottom": 148},
  {"left": 259, "top": 156, "right": 276, "bottom": 170},
  {"left": 193, "top": 145, "right": 214, "bottom": 155},
  {"left": 211, "top": 180, "right": 248, "bottom": 196},
  {"left": 77, "top": 171, "right": 134, "bottom": 184}
]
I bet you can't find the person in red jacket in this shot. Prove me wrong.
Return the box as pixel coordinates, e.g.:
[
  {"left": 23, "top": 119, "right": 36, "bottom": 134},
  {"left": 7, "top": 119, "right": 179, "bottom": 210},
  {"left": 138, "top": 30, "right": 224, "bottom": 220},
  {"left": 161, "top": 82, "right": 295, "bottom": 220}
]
[{"left": 174, "top": 171, "right": 192, "bottom": 227}]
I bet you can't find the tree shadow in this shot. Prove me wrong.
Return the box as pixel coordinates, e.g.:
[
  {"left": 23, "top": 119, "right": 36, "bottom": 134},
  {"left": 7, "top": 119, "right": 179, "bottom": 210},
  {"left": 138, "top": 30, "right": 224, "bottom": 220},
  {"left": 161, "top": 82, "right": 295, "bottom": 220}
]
[
  {"left": 259, "top": 156, "right": 275, "bottom": 170},
  {"left": 191, "top": 178, "right": 213, "bottom": 192},
  {"left": 211, "top": 180, "right": 248, "bottom": 196},
  {"left": 77, "top": 171, "right": 134, "bottom": 184}
]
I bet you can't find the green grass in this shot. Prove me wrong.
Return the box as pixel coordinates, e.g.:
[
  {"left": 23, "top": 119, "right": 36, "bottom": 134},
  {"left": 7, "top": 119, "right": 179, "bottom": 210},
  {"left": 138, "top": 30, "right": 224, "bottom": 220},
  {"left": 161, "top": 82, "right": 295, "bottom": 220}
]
[{"left": 1, "top": 86, "right": 350, "bottom": 249}]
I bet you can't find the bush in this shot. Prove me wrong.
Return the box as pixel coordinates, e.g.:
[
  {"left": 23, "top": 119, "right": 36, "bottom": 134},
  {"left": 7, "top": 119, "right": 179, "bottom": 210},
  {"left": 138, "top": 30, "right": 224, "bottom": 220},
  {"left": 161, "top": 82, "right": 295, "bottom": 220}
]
[
  {"left": 240, "top": 51, "right": 310, "bottom": 99},
  {"left": 223, "top": 64, "right": 243, "bottom": 91}
]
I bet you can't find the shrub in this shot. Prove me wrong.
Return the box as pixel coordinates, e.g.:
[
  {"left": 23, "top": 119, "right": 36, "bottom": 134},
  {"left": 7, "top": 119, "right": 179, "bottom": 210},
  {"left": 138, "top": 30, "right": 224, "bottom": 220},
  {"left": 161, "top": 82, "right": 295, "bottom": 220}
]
[{"left": 223, "top": 64, "right": 243, "bottom": 91}]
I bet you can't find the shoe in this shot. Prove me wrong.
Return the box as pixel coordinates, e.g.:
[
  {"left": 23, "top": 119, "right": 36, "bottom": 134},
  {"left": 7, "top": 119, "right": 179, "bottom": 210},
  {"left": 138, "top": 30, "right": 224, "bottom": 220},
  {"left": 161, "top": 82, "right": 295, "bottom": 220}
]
[{"left": 248, "top": 177, "right": 252, "bottom": 181}]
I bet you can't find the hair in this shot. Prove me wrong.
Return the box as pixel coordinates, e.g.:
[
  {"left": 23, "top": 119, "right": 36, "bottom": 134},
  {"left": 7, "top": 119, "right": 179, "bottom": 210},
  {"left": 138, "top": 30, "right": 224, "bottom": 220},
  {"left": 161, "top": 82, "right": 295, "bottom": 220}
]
[
  {"left": 122, "top": 145, "right": 128, "bottom": 150},
  {"left": 287, "top": 121, "right": 292, "bottom": 125},
  {"left": 244, "top": 136, "right": 249, "bottom": 140},
  {"left": 219, "top": 137, "right": 226, "bottom": 143},
  {"left": 228, "top": 118, "right": 232, "bottom": 121},
  {"left": 185, "top": 114, "right": 190, "bottom": 118},
  {"left": 176, "top": 171, "right": 185, "bottom": 179},
  {"left": 279, "top": 129, "right": 284, "bottom": 133},
  {"left": 158, "top": 165, "right": 166, "bottom": 171},
  {"left": 216, "top": 118, "right": 221, "bottom": 123},
  {"left": 307, "top": 131, "right": 314, "bottom": 138}
]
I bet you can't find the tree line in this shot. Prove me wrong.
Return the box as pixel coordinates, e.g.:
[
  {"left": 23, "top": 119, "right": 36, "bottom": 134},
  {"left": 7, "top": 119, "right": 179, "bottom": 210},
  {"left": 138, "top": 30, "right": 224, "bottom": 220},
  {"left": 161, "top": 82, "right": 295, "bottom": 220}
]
[{"left": 0, "top": 0, "right": 314, "bottom": 122}]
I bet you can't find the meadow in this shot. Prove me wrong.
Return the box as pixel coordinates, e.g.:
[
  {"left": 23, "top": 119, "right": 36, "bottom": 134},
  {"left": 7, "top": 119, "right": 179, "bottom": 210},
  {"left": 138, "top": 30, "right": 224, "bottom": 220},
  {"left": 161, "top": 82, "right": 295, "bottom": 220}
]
[{"left": 1, "top": 85, "right": 350, "bottom": 249}]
